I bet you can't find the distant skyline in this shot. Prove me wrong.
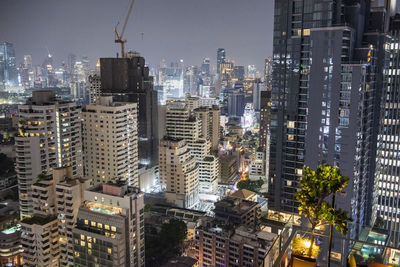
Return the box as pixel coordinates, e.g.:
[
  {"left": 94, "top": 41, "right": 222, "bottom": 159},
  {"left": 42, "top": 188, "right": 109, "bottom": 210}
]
[{"left": 0, "top": 0, "right": 273, "bottom": 71}]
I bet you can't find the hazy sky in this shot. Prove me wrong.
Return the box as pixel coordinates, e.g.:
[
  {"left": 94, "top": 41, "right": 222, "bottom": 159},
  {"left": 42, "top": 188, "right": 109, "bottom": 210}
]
[{"left": 0, "top": 0, "right": 274, "bottom": 71}]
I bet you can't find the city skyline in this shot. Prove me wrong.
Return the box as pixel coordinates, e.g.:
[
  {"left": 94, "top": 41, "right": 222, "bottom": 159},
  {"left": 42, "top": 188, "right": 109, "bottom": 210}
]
[{"left": 0, "top": 0, "right": 274, "bottom": 71}]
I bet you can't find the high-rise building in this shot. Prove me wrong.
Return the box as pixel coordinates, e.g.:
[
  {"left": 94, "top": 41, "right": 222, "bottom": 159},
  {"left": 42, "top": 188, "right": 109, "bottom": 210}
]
[
  {"left": 165, "top": 101, "right": 201, "bottom": 142},
  {"left": 82, "top": 96, "right": 138, "bottom": 187},
  {"left": 72, "top": 181, "right": 145, "bottom": 266},
  {"left": 97, "top": 53, "right": 158, "bottom": 168},
  {"left": 264, "top": 57, "right": 273, "bottom": 90},
  {"left": 193, "top": 105, "right": 221, "bottom": 153},
  {"left": 159, "top": 137, "right": 199, "bottom": 209},
  {"left": 29, "top": 167, "right": 89, "bottom": 267},
  {"left": 201, "top": 58, "right": 210, "bottom": 75},
  {"left": 373, "top": 13, "right": 400, "bottom": 246},
  {"left": 259, "top": 90, "right": 271, "bottom": 152},
  {"left": 0, "top": 42, "right": 18, "bottom": 88},
  {"left": 217, "top": 48, "right": 226, "bottom": 74},
  {"left": 16, "top": 90, "right": 83, "bottom": 218},
  {"left": 269, "top": 0, "right": 391, "bottom": 241}
]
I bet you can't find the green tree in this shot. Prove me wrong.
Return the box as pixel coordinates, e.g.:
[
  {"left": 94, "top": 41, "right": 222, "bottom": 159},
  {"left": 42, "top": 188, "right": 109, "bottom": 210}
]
[{"left": 295, "top": 164, "right": 352, "bottom": 257}]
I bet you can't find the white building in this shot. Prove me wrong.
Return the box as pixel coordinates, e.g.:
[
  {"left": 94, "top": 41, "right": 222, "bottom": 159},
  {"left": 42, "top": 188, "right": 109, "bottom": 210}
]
[
  {"left": 198, "top": 156, "right": 219, "bottom": 194},
  {"left": 16, "top": 90, "right": 83, "bottom": 219},
  {"left": 82, "top": 96, "right": 138, "bottom": 187},
  {"left": 72, "top": 181, "right": 145, "bottom": 267},
  {"left": 159, "top": 137, "right": 199, "bottom": 209}
]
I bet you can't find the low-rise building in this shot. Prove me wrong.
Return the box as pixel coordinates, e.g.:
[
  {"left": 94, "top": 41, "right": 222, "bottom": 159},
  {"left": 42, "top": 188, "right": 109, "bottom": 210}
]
[
  {"left": 195, "top": 220, "right": 277, "bottom": 267},
  {"left": 214, "top": 197, "right": 261, "bottom": 227}
]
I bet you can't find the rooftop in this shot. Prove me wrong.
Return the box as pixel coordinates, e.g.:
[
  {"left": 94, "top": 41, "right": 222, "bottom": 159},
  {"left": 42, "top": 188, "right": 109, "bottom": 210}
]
[
  {"left": 231, "top": 189, "right": 256, "bottom": 200},
  {"left": 21, "top": 214, "right": 57, "bottom": 225},
  {"left": 162, "top": 256, "right": 198, "bottom": 267}
]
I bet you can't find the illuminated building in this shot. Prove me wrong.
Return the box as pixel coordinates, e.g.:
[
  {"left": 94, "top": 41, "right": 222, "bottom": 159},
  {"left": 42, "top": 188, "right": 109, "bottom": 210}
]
[
  {"left": 373, "top": 13, "right": 400, "bottom": 246},
  {"left": 72, "top": 181, "right": 145, "bottom": 267},
  {"left": 269, "top": 0, "right": 392, "bottom": 243},
  {"left": 201, "top": 58, "right": 210, "bottom": 75},
  {"left": 15, "top": 91, "right": 83, "bottom": 219},
  {"left": 159, "top": 137, "right": 199, "bottom": 209},
  {"left": 0, "top": 42, "right": 18, "bottom": 88},
  {"left": 82, "top": 96, "right": 138, "bottom": 187},
  {"left": 264, "top": 57, "right": 272, "bottom": 90},
  {"left": 98, "top": 53, "right": 158, "bottom": 168},
  {"left": 0, "top": 225, "right": 23, "bottom": 266},
  {"left": 195, "top": 219, "right": 277, "bottom": 267}
]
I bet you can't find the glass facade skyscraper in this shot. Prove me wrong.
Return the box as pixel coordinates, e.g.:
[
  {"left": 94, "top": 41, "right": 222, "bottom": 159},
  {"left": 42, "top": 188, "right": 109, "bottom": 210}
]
[
  {"left": 0, "top": 42, "right": 18, "bottom": 88},
  {"left": 268, "top": 0, "right": 394, "bottom": 242}
]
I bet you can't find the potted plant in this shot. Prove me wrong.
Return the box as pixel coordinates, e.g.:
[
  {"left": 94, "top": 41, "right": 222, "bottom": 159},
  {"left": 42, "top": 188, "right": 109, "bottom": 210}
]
[{"left": 291, "top": 164, "right": 352, "bottom": 266}]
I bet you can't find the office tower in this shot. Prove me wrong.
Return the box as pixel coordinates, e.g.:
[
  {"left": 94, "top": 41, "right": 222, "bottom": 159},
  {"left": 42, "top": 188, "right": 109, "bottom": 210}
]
[
  {"left": 193, "top": 105, "right": 221, "bottom": 153},
  {"left": 374, "top": 14, "right": 400, "bottom": 246},
  {"left": 82, "top": 96, "right": 138, "bottom": 187},
  {"left": 29, "top": 167, "right": 89, "bottom": 266},
  {"left": 98, "top": 53, "right": 158, "bottom": 167},
  {"left": 270, "top": 0, "right": 387, "bottom": 216},
  {"left": 159, "top": 137, "right": 199, "bottom": 208},
  {"left": 196, "top": 220, "right": 277, "bottom": 267},
  {"left": 217, "top": 48, "right": 226, "bottom": 74},
  {"left": 201, "top": 58, "right": 210, "bottom": 75},
  {"left": 21, "top": 214, "right": 59, "bottom": 267},
  {"left": 72, "top": 181, "right": 145, "bottom": 266},
  {"left": 264, "top": 57, "right": 273, "bottom": 90},
  {"left": 0, "top": 42, "right": 18, "bottom": 87},
  {"left": 16, "top": 90, "right": 83, "bottom": 218},
  {"left": 252, "top": 79, "right": 265, "bottom": 111},
  {"left": 227, "top": 90, "right": 245, "bottom": 117}
]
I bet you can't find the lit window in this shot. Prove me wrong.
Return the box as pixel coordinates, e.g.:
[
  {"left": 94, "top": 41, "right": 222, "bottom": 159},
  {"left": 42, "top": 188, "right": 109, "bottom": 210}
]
[
  {"left": 111, "top": 226, "right": 116, "bottom": 232},
  {"left": 107, "top": 248, "right": 112, "bottom": 254},
  {"left": 105, "top": 225, "right": 110, "bottom": 230},
  {"left": 80, "top": 241, "right": 85, "bottom": 247},
  {"left": 80, "top": 235, "right": 85, "bottom": 240},
  {"left": 91, "top": 221, "right": 96, "bottom": 227},
  {"left": 74, "top": 251, "right": 80, "bottom": 257},
  {"left": 97, "top": 223, "right": 103, "bottom": 228},
  {"left": 287, "top": 134, "right": 294, "bottom": 141},
  {"left": 287, "top": 121, "right": 295, "bottom": 128},
  {"left": 84, "top": 220, "right": 88, "bottom": 225}
]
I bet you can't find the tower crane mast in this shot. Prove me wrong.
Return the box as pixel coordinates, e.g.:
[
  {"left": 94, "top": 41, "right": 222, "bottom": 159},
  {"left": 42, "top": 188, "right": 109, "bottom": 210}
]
[{"left": 114, "top": 0, "right": 135, "bottom": 58}]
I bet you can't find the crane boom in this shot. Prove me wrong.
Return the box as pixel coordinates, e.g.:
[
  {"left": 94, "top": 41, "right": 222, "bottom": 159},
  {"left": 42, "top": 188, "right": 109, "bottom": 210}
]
[{"left": 114, "top": 0, "right": 135, "bottom": 58}]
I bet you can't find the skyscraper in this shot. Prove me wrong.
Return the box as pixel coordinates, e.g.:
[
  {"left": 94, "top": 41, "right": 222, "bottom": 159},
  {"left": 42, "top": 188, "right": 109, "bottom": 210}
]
[
  {"left": 97, "top": 53, "right": 158, "bottom": 168},
  {"left": 269, "top": 0, "right": 392, "bottom": 240},
  {"left": 374, "top": 13, "right": 400, "bottom": 246},
  {"left": 264, "top": 57, "right": 272, "bottom": 90},
  {"left": 82, "top": 96, "right": 138, "bottom": 187},
  {"left": 217, "top": 48, "right": 226, "bottom": 74},
  {"left": 0, "top": 42, "right": 18, "bottom": 88},
  {"left": 16, "top": 90, "right": 83, "bottom": 218}
]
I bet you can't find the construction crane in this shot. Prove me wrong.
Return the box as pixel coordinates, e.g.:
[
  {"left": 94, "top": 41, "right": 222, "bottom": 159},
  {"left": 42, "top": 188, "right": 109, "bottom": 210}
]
[{"left": 114, "top": 0, "right": 135, "bottom": 58}]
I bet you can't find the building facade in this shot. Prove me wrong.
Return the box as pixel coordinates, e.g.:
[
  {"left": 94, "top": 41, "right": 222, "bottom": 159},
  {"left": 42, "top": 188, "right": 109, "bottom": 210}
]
[
  {"left": 72, "top": 182, "right": 145, "bottom": 267},
  {"left": 15, "top": 90, "right": 83, "bottom": 218},
  {"left": 83, "top": 96, "right": 138, "bottom": 187}
]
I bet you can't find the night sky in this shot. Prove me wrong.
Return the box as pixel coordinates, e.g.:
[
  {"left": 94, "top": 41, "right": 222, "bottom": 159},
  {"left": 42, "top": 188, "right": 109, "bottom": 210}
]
[{"left": 0, "top": 0, "right": 274, "bottom": 71}]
